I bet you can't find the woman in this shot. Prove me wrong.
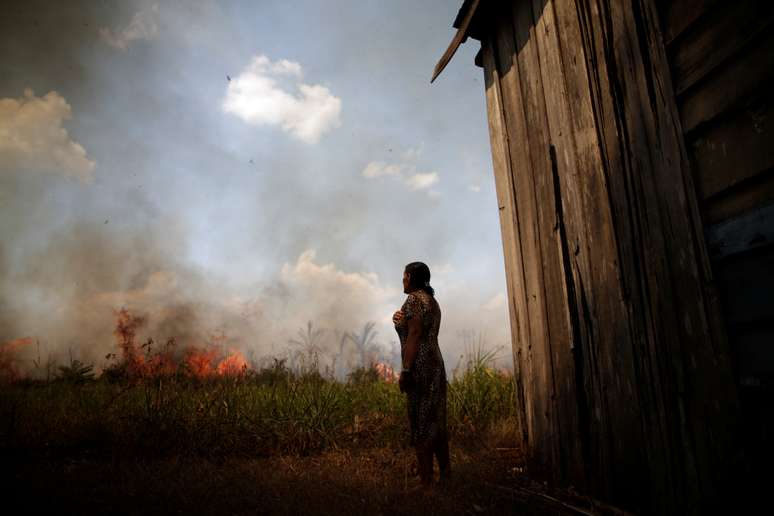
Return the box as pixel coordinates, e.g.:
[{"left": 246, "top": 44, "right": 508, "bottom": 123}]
[{"left": 393, "top": 261, "right": 450, "bottom": 487}]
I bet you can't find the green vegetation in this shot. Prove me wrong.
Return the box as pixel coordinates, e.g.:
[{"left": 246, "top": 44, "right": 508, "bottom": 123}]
[{"left": 0, "top": 350, "right": 517, "bottom": 459}]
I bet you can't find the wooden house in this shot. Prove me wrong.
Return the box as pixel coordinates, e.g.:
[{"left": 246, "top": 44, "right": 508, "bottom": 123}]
[{"left": 434, "top": 0, "right": 773, "bottom": 513}]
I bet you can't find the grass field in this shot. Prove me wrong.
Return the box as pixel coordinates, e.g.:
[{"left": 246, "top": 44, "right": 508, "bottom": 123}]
[
  {"left": 1, "top": 349, "right": 519, "bottom": 456},
  {"left": 0, "top": 350, "right": 588, "bottom": 515}
]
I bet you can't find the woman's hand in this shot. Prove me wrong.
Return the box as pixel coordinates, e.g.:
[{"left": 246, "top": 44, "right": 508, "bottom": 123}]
[{"left": 392, "top": 309, "right": 404, "bottom": 326}]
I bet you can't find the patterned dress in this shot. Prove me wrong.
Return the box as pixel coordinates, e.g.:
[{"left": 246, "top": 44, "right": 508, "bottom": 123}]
[{"left": 395, "top": 290, "right": 447, "bottom": 447}]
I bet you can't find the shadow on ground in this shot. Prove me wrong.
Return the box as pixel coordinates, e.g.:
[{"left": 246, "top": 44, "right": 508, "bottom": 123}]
[{"left": 1, "top": 445, "right": 583, "bottom": 515}]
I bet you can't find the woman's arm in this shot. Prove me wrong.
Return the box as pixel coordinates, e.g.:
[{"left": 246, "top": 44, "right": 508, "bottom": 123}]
[
  {"left": 399, "top": 314, "right": 422, "bottom": 393},
  {"left": 402, "top": 315, "right": 422, "bottom": 370}
]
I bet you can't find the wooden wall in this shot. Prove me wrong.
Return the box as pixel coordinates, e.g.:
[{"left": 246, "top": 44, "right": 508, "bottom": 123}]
[
  {"left": 658, "top": 0, "right": 774, "bottom": 492},
  {"left": 478, "top": 0, "right": 741, "bottom": 513}
]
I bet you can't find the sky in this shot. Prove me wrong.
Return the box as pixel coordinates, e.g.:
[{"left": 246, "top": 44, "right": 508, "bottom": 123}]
[{"left": 0, "top": 0, "right": 511, "bottom": 375}]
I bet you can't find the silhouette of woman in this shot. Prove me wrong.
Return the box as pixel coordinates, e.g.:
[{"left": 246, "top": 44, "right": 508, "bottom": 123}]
[{"left": 393, "top": 261, "right": 450, "bottom": 487}]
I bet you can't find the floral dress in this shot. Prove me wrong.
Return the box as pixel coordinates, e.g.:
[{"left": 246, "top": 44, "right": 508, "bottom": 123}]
[{"left": 395, "top": 290, "right": 447, "bottom": 447}]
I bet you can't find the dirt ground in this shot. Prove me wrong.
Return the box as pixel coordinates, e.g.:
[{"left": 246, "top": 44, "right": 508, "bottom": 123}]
[{"left": 1, "top": 443, "right": 604, "bottom": 515}]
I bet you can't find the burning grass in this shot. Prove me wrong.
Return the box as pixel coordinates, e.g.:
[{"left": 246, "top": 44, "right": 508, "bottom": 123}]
[
  {"left": 0, "top": 315, "right": 530, "bottom": 514},
  {"left": 1, "top": 309, "right": 518, "bottom": 459},
  {"left": 0, "top": 354, "right": 518, "bottom": 459},
  {"left": 0, "top": 310, "right": 517, "bottom": 513}
]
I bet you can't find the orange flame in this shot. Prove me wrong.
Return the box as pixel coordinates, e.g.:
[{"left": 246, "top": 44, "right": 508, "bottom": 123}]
[
  {"left": 113, "top": 308, "right": 147, "bottom": 377},
  {"left": 185, "top": 347, "right": 218, "bottom": 378},
  {"left": 374, "top": 362, "right": 398, "bottom": 383},
  {"left": 216, "top": 350, "right": 249, "bottom": 376},
  {"left": 110, "top": 309, "right": 252, "bottom": 380},
  {"left": 0, "top": 337, "right": 33, "bottom": 383},
  {"left": 145, "top": 351, "right": 177, "bottom": 377}
]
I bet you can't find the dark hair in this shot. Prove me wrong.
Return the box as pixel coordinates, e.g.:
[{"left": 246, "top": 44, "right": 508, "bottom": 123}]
[{"left": 405, "top": 261, "right": 434, "bottom": 296}]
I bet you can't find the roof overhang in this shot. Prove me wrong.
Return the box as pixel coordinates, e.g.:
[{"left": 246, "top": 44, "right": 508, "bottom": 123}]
[{"left": 431, "top": 0, "right": 486, "bottom": 83}]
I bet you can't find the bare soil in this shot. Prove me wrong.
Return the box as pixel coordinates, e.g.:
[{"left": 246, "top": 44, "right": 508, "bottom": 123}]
[{"left": 1, "top": 443, "right": 593, "bottom": 515}]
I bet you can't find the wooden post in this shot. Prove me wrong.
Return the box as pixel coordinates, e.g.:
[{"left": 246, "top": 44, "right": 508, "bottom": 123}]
[{"left": 480, "top": 0, "right": 741, "bottom": 513}]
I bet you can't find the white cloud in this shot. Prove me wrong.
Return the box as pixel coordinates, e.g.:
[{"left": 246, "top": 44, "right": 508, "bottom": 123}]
[
  {"left": 0, "top": 89, "right": 96, "bottom": 182},
  {"left": 405, "top": 171, "right": 439, "bottom": 191},
  {"left": 99, "top": 4, "right": 159, "bottom": 50},
  {"left": 361, "top": 146, "right": 440, "bottom": 195},
  {"left": 222, "top": 55, "right": 342, "bottom": 144},
  {"left": 362, "top": 161, "right": 405, "bottom": 178},
  {"left": 268, "top": 58, "right": 303, "bottom": 77}
]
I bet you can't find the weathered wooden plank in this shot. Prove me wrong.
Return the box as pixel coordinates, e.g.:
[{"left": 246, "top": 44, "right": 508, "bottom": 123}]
[
  {"left": 508, "top": 0, "right": 584, "bottom": 486},
  {"left": 554, "top": 0, "right": 633, "bottom": 503},
  {"left": 482, "top": 37, "right": 533, "bottom": 456},
  {"left": 559, "top": 0, "right": 739, "bottom": 512},
  {"left": 688, "top": 96, "right": 774, "bottom": 199},
  {"left": 489, "top": 15, "right": 560, "bottom": 477},
  {"left": 548, "top": 0, "right": 681, "bottom": 510},
  {"left": 658, "top": 0, "right": 721, "bottom": 45},
  {"left": 577, "top": 7, "right": 676, "bottom": 477},
  {"left": 614, "top": 2, "right": 741, "bottom": 510},
  {"left": 553, "top": 0, "right": 682, "bottom": 508},
  {"left": 678, "top": 28, "right": 774, "bottom": 133},
  {"left": 667, "top": 1, "right": 774, "bottom": 95},
  {"left": 702, "top": 167, "right": 774, "bottom": 225},
  {"left": 704, "top": 201, "right": 774, "bottom": 260},
  {"left": 470, "top": 0, "right": 744, "bottom": 513}
]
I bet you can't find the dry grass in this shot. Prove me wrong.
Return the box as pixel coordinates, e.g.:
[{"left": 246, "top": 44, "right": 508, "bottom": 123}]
[
  {"left": 3, "top": 442, "right": 585, "bottom": 515},
  {"left": 0, "top": 350, "right": 519, "bottom": 458},
  {"left": 0, "top": 353, "right": 593, "bottom": 515}
]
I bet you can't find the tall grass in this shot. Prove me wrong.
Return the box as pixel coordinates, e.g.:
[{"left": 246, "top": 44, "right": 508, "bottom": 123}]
[
  {"left": 0, "top": 350, "right": 518, "bottom": 458},
  {"left": 449, "top": 346, "right": 517, "bottom": 434}
]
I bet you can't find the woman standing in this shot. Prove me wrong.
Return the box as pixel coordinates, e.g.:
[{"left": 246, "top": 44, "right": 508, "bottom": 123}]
[{"left": 393, "top": 261, "right": 450, "bottom": 487}]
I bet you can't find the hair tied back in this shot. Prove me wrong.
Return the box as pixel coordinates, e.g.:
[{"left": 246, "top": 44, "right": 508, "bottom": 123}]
[{"left": 405, "top": 261, "right": 435, "bottom": 297}]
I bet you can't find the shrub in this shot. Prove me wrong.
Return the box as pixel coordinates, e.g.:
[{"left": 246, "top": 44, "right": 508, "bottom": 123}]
[
  {"left": 347, "top": 365, "right": 380, "bottom": 386},
  {"left": 56, "top": 359, "right": 95, "bottom": 384}
]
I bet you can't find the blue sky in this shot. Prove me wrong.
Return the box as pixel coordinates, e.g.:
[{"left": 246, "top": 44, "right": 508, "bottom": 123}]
[{"left": 0, "top": 0, "right": 510, "bottom": 372}]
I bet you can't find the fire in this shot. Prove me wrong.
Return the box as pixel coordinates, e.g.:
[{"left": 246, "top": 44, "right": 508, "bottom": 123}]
[
  {"left": 185, "top": 347, "right": 218, "bottom": 377},
  {"left": 0, "top": 337, "right": 33, "bottom": 383},
  {"left": 216, "top": 350, "right": 249, "bottom": 376},
  {"left": 373, "top": 362, "right": 398, "bottom": 383},
  {"left": 111, "top": 308, "right": 251, "bottom": 380},
  {"left": 145, "top": 351, "right": 177, "bottom": 377},
  {"left": 112, "top": 308, "right": 147, "bottom": 377},
  {"left": 184, "top": 347, "right": 249, "bottom": 378},
  {"left": 2, "top": 310, "right": 254, "bottom": 383}
]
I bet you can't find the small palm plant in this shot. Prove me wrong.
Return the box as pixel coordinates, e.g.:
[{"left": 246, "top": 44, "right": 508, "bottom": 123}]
[
  {"left": 288, "top": 321, "right": 326, "bottom": 373},
  {"left": 57, "top": 353, "right": 95, "bottom": 384},
  {"left": 347, "top": 321, "right": 379, "bottom": 368},
  {"left": 330, "top": 330, "right": 351, "bottom": 380}
]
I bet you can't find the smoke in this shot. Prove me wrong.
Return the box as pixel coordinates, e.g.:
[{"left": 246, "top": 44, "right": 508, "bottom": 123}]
[
  {"left": 99, "top": 3, "right": 159, "bottom": 51},
  {"left": 0, "top": 0, "right": 512, "bottom": 377},
  {"left": 0, "top": 89, "right": 96, "bottom": 182},
  {"left": 0, "top": 212, "right": 509, "bottom": 376},
  {"left": 0, "top": 203, "right": 399, "bottom": 374}
]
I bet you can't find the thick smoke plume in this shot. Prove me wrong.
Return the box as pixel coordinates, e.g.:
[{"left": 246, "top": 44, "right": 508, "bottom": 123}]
[{"left": 0, "top": 0, "right": 512, "bottom": 380}]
